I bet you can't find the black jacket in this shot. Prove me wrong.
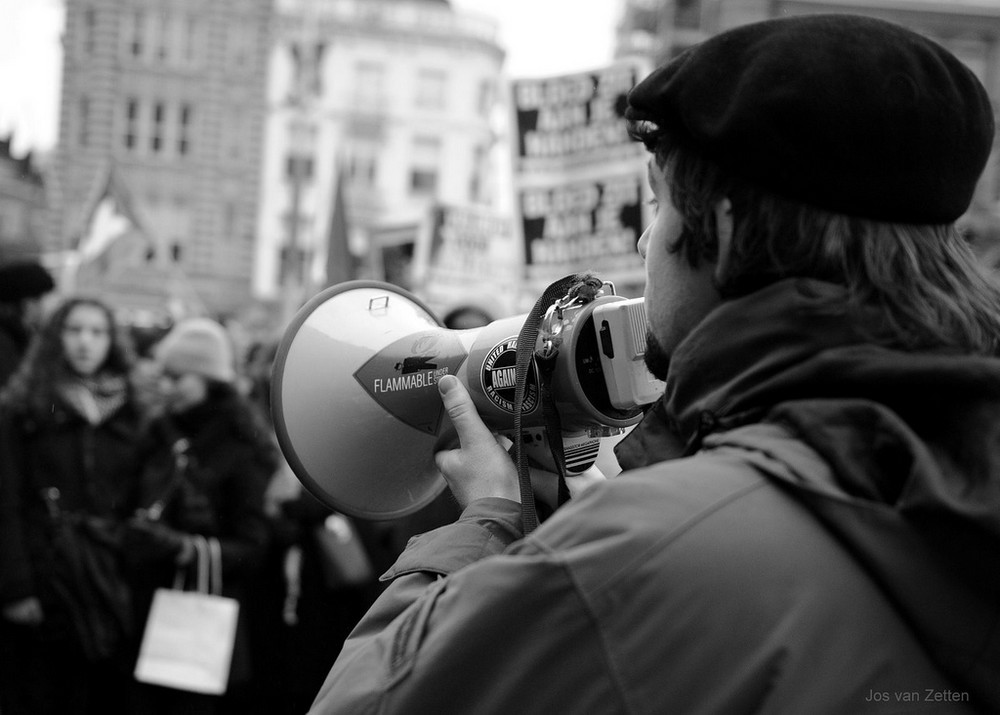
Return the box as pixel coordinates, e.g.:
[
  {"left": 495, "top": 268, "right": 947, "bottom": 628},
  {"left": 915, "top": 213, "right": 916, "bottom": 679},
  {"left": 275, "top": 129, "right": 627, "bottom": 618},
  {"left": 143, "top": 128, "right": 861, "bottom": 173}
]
[{"left": 0, "top": 395, "right": 145, "bottom": 656}]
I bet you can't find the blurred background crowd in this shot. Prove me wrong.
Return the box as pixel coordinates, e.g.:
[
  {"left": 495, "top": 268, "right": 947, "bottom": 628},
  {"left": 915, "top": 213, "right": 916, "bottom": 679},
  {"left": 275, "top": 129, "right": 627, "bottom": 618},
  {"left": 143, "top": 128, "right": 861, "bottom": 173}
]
[
  {"left": 0, "top": 258, "right": 463, "bottom": 715},
  {"left": 4, "top": 1, "right": 1000, "bottom": 714}
]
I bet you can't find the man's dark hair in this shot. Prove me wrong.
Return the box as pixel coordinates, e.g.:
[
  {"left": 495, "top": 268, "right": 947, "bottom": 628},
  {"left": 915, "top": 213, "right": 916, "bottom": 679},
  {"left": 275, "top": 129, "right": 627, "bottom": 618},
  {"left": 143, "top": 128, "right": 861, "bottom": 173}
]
[{"left": 628, "top": 120, "right": 1000, "bottom": 356}]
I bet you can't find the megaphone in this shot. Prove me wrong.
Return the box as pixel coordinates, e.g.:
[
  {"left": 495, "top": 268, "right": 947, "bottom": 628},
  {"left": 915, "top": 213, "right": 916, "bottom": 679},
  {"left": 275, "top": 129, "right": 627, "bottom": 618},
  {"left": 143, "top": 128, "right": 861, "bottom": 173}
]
[{"left": 271, "top": 279, "right": 663, "bottom": 520}]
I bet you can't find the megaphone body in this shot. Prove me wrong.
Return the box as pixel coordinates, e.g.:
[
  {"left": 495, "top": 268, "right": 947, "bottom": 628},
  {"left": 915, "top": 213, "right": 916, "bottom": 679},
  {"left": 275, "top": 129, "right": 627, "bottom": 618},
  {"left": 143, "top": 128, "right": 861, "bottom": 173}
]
[{"left": 271, "top": 280, "right": 663, "bottom": 520}]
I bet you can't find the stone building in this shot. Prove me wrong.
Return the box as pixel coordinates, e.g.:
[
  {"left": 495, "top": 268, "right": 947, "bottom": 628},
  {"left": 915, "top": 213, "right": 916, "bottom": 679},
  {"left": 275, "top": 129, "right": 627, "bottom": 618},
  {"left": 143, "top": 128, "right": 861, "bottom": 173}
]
[
  {"left": 254, "top": 0, "right": 505, "bottom": 302},
  {"left": 0, "top": 136, "right": 47, "bottom": 262},
  {"left": 50, "top": 0, "right": 272, "bottom": 318}
]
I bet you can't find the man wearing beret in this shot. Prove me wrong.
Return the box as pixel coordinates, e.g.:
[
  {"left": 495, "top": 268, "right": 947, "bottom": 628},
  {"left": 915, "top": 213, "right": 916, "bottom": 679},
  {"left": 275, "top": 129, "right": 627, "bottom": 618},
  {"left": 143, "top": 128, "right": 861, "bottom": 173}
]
[
  {"left": 0, "top": 260, "right": 55, "bottom": 389},
  {"left": 308, "top": 15, "right": 1000, "bottom": 713}
]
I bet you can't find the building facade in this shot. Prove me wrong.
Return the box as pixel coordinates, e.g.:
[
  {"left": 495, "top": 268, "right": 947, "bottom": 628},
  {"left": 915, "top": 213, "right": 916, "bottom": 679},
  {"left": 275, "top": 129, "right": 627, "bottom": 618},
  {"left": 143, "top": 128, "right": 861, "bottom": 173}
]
[
  {"left": 614, "top": 0, "right": 1000, "bottom": 255},
  {"left": 0, "top": 137, "right": 47, "bottom": 262},
  {"left": 254, "top": 0, "right": 505, "bottom": 301},
  {"left": 51, "top": 0, "right": 272, "bottom": 317}
]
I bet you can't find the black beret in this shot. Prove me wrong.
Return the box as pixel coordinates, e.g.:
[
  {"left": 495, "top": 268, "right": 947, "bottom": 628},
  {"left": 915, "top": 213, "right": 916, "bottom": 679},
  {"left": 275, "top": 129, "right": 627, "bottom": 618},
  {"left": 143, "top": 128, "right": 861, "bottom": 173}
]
[
  {"left": 626, "top": 14, "right": 995, "bottom": 224},
  {"left": 0, "top": 261, "right": 55, "bottom": 303}
]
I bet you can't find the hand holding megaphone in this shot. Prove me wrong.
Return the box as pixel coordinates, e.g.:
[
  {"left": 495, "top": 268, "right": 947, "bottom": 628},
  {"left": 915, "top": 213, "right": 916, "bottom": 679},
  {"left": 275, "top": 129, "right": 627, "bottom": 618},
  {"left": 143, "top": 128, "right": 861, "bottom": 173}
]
[
  {"left": 434, "top": 375, "right": 520, "bottom": 508},
  {"left": 434, "top": 374, "right": 607, "bottom": 512},
  {"left": 271, "top": 279, "right": 662, "bottom": 521}
]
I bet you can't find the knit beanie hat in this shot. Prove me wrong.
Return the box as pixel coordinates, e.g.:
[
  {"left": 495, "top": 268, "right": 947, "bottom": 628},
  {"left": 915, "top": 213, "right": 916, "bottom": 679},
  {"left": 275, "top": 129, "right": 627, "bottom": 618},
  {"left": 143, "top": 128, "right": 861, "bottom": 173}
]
[
  {"left": 155, "top": 318, "right": 236, "bottom": 384},
  {"left": 625, "top": 14, "right": 995, "bottom": 224},
  {"left": 0, "top": 261, "right": 55, "bottom": 303}
]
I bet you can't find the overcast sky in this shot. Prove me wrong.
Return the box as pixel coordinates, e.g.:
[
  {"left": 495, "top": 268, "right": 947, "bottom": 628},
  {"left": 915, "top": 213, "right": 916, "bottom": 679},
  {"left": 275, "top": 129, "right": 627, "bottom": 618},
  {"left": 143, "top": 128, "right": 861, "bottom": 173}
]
[{"left": 0, "top": 0, "right": 620, "bottom": 155}]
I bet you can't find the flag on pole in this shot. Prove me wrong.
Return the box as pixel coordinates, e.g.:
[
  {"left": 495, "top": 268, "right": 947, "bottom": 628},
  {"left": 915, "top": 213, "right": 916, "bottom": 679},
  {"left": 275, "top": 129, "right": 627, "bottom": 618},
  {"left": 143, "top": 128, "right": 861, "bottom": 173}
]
[
  {"left": 74, "top": 162, "right": 153, "bottom": 262},
  {"left": 324, "top": 162, "right": 353, "bottom": 288}
]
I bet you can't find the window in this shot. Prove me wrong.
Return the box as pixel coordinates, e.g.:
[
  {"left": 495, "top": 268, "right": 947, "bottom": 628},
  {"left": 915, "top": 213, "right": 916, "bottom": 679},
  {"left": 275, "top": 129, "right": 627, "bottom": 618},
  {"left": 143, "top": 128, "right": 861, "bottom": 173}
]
[
  {"left": 171, "top": 196, "right": 190, "bottom": 260},
  {"left": 124, "top": 98, "right": 139, "bottom": 150},
  {"left": 348, "top": 152, "right": 377, "bottom": 186},
  {"left": 346, "top": 139, "right": 378, "bottom": 187},
  {"left": 278, "top": 246, "right": 310, "bottom": 286},
  {"left": 82, "top": 8, "right": 96, "bottom": 56},
  {"left": 178, "top": 104, "right": 192, "bottom": 155},
  {"left": 476, "top": 79, "right": 494, "bottom": 117},
  {"left": 410, "top": 169, "right": 437, "bottom": 194},
  {"left": 151, "top": 102, "right": 165, "bottom": 153},
  {"left": 129, "top": 9, "right": 144, "bottom": 58},
  {"left": 410, "top": 135, "right": 441, "bottom": 196},
  {"left": 79, "top": 96, "right": 90, "bottom": 147},
  {"left": 415, "top": 69, "right": 447, "bottom": 110},
  {"left": 380, "top": 242, "right": 415, "bottom": 288},
  {"left": 675, "top": 0, "right": 700, "bottom": 30},
  {"left": 469, "top": 145, "right": 485, "bottom": 201},
  {"left": 155, "top": 11, "right": 170, "bottom": 61},
  {"left": 285, "top": 155, "right": 314, "bottom": 182}
]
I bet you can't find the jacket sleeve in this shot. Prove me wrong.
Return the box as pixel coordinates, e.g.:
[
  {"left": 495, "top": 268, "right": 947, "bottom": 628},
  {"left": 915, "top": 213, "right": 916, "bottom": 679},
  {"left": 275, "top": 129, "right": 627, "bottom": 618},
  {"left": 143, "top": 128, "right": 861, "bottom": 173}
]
[
  {"left": 216, "top": 443, "right": 272, "bottom": 578},
  {"left": 307, "top": 497, "right": 623, "bottom": 714}
]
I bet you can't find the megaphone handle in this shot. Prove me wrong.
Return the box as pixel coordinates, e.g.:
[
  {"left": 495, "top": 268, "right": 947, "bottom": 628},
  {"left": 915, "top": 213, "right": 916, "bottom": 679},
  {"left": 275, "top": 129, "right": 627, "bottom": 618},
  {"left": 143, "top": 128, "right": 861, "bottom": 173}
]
[{"left": 521, "top": 431, "right": 600, "bottom": 476}]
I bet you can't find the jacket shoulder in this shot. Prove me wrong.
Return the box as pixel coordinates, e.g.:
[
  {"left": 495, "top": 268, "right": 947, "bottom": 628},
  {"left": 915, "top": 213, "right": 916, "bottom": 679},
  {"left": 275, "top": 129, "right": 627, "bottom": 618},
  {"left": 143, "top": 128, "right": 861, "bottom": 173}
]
[{"left": 525, "top": 427, "right": 962, "bottom": 713}]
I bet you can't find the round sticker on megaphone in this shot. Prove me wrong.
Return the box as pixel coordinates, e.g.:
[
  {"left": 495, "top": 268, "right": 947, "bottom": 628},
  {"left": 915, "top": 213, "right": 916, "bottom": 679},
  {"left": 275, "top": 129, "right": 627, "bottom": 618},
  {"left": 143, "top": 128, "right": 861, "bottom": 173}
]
[{"left": 481, "top": 336, "right": 538, "bottom": 413}]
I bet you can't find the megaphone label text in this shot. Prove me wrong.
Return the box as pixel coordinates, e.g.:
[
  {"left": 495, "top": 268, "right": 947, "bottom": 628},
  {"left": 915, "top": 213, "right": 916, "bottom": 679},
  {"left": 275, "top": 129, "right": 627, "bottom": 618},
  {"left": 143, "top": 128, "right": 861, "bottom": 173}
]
[
  {"left": 372, "top": 370, "right": 448, "bottom": 392},
  {"left": 483, "top": 338, "right": 539, "bottom": 414},
  {"left": 354, "top": 331, "right": 469, "bottom": 434}
]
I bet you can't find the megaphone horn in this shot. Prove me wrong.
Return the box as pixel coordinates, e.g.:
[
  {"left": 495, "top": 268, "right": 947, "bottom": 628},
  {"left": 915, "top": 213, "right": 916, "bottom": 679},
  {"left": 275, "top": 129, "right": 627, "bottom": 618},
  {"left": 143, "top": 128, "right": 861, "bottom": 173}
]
[{"left": 271, "top": 280, "right": 661, "bottom": 520}]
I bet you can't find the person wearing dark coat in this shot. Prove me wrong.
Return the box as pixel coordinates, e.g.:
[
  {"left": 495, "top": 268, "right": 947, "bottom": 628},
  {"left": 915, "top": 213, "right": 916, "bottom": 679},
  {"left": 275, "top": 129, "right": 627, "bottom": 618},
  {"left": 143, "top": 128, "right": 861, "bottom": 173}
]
[
  {"left": 307, "top": 15, "right": 1000, "bottom": 714},
  {"left": 125, "top": 317, "right": 278, "bottom": 715},
  {"left": 0, "top": 260, "right": 55, "bottom": 389},
  {"left": 0, "top": 296, "right": 145, "bottom": 715}
]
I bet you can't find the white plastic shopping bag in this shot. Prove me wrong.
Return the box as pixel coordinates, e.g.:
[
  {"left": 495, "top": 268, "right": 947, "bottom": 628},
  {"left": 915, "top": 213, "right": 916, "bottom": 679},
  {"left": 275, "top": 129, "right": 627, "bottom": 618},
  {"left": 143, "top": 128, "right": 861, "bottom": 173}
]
[{"left": 134, "top": 536, "right": 239, "bottom": 694}]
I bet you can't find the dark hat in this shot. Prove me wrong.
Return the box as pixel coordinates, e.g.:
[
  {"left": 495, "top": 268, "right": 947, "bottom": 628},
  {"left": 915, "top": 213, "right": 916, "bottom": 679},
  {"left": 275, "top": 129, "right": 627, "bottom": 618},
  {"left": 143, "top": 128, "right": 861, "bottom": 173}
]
[
  {"left": 625, "top": 14, "right": 995, "bottom": 224},
  {"left": 0, "top": 260, "right": 55, "bottom": 303}
]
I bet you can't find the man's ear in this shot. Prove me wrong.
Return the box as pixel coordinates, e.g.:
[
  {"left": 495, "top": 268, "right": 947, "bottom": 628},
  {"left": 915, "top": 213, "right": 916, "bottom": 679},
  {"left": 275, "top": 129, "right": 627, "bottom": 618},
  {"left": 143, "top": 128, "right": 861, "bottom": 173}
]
[{"left": 713, "top": 197, "right": 734, "bottom": 282}]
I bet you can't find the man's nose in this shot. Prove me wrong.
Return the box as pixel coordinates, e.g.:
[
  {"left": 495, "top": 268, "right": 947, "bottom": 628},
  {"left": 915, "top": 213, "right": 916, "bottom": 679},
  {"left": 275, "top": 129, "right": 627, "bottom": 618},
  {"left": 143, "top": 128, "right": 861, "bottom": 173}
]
[{"left": 637, "top": 226, "right": 650, "bottom": 259}]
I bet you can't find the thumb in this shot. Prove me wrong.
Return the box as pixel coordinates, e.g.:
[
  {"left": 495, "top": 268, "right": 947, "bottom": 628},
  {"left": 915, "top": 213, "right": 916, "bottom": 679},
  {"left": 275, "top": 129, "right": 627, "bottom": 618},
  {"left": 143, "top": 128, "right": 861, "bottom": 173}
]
[{"left": 438, "top": 375, "right": 494, "bottom": 449}]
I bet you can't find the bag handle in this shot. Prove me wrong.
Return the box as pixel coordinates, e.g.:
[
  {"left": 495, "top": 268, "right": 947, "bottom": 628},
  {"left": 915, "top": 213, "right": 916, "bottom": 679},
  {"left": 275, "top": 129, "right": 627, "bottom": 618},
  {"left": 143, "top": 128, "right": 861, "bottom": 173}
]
[
  {"left": 206, "top": 537, "right": 223, "bottom": 596},
  {"left": 171, "top": 535, "right": 212, "bottom": 593}
]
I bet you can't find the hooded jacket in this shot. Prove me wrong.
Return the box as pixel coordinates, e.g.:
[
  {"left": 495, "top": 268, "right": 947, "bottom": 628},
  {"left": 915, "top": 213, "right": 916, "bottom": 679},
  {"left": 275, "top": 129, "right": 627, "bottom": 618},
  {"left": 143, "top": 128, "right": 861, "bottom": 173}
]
[{"left": 309, "top": 279, "right": 1000, "bottom": 714}]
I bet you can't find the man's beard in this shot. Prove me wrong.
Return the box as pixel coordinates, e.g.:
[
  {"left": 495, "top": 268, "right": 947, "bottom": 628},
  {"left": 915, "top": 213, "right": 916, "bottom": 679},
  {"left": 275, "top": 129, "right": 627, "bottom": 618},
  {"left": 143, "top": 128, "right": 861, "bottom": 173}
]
[{"left": 643, "top": 330, "right": 671, "bottom": 382}]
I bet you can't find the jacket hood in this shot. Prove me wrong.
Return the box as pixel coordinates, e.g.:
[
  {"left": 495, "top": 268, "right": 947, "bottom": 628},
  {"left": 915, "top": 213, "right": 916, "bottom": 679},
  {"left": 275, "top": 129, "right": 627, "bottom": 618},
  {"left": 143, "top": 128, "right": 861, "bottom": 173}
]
[{"left": 651, "top": 279, "right": 1000, "bottom": 709}]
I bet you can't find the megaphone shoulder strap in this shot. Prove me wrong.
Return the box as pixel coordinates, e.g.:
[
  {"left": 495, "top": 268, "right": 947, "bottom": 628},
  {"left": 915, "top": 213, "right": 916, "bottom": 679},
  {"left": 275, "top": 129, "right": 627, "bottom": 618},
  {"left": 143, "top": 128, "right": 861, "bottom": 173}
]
[{"left": 514, "top": 273, "right": 603, "bottom": 534}]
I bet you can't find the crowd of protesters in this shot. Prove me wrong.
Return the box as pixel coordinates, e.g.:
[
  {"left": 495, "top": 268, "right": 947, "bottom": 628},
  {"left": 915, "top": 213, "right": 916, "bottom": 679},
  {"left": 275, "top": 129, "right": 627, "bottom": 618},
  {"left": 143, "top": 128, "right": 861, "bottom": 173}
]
[{"left": 0, "top": 259, "right": 436, "bottom": 715}]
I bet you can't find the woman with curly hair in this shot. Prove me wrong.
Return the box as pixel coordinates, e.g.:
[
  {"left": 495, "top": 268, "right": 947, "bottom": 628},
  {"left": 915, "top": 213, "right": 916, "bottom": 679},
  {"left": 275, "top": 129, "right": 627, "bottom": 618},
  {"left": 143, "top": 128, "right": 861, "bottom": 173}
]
[{"left": 0, "top": 296, "right": 146, "bottom": 714}]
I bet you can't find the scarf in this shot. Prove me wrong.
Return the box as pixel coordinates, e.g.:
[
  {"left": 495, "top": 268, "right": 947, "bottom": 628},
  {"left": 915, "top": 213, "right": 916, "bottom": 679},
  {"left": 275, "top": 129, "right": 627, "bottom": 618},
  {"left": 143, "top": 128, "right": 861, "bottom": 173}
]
[{"left": 57, "top": 373, "right": 130, "bottom": 426}]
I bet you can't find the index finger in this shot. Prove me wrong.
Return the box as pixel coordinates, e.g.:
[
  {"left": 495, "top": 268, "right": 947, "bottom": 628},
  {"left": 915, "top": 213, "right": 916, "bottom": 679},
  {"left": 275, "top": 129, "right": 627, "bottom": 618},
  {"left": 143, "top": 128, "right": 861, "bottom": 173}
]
[{"left": 438, "top": 374, "right": 496, "bottom": 449}]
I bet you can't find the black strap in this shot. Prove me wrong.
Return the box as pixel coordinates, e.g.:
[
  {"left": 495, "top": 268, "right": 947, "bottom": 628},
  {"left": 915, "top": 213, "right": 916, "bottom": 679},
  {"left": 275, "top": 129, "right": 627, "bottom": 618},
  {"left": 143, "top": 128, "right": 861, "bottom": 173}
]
[
  {"left": 513, "top": 273, "right": 602, "bottom": 534},
  {"left": 536, "top": 356, "right": 572, "bottom": 507}
]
